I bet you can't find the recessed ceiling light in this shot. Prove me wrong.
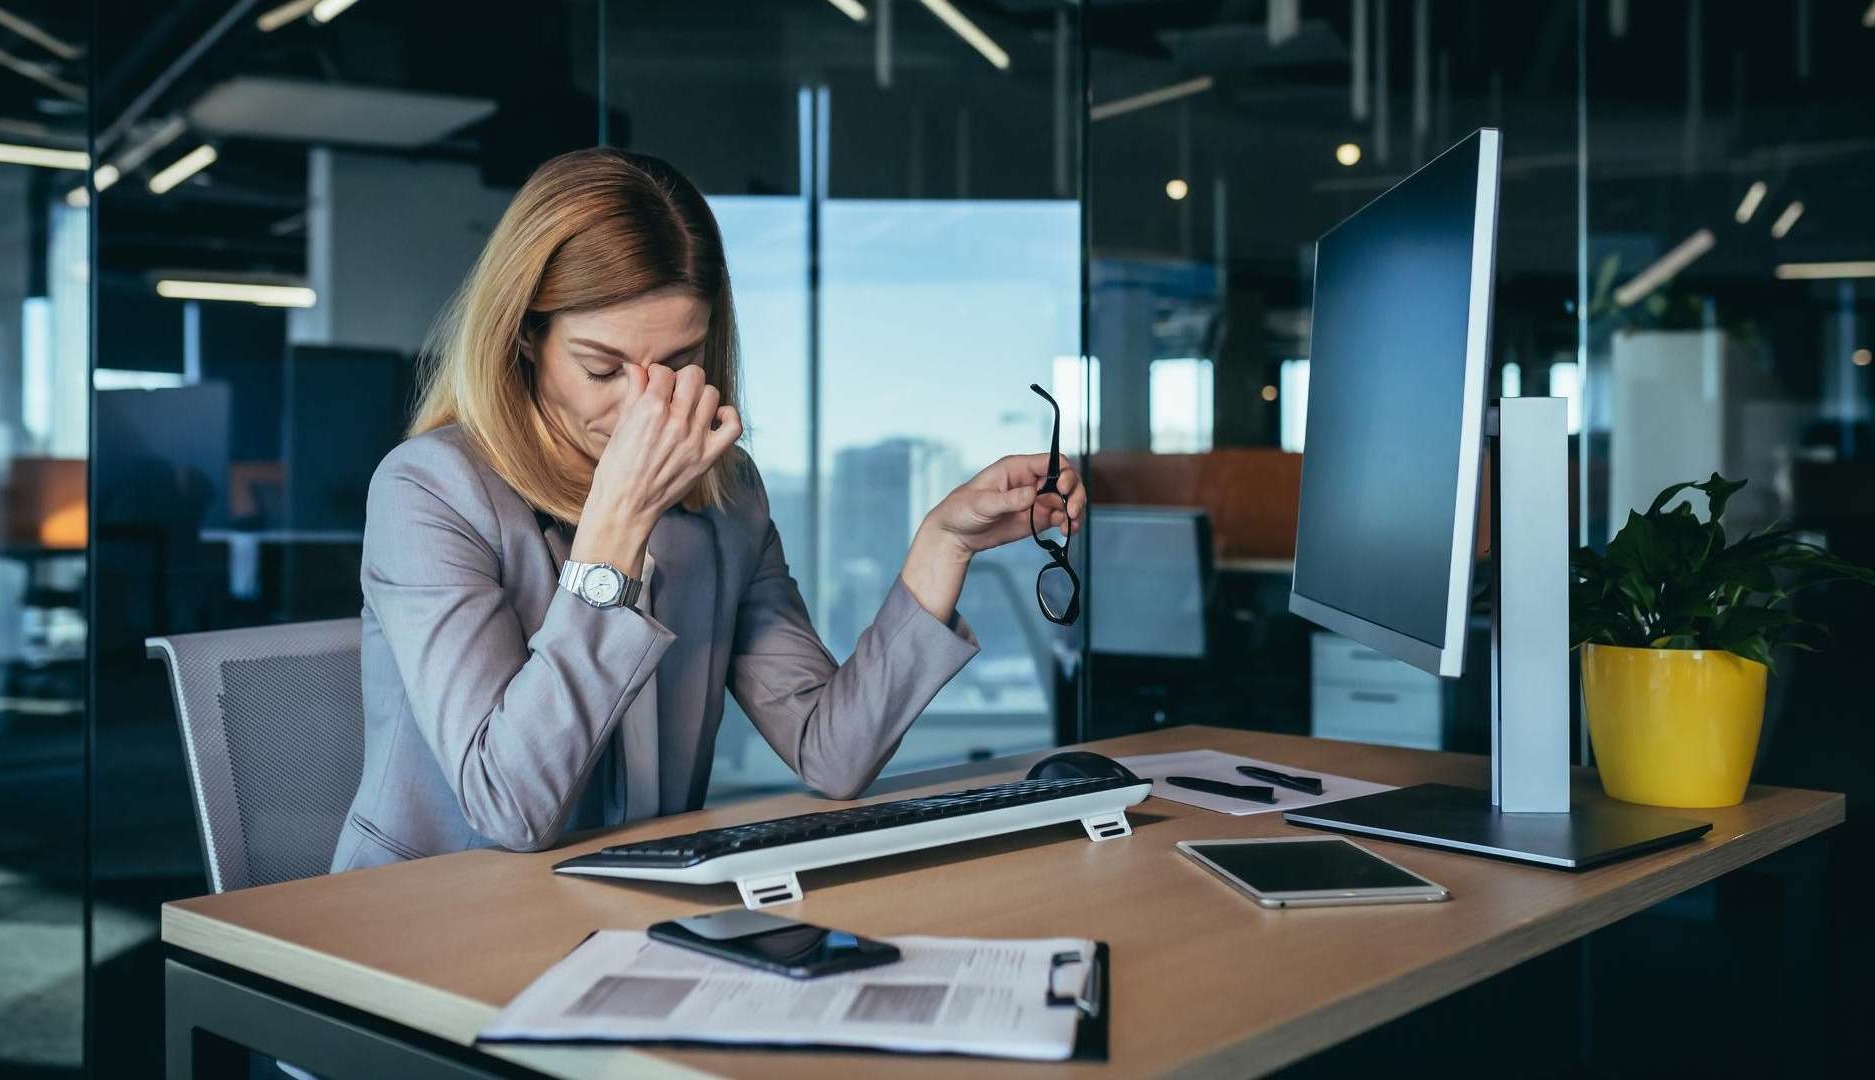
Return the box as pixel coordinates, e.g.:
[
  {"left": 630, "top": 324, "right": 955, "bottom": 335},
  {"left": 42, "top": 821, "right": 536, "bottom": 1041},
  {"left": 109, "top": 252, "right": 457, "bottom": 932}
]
[
  {"left": 1336, "top": 142, "right": 1362, "bottom": 167},
  {"left": 1165, "top": 178, "right": 1189, "bottom": 201}
]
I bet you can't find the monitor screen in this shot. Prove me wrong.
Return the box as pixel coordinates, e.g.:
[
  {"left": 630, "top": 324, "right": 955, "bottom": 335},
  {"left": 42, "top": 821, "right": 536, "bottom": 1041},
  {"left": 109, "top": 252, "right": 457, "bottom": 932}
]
[
  {"left": 284, "top": 345, "right": 411, "bottom": 532},
  {"left": 1290, "top": 129, "right": 1497, "bottom": 675},
  {"left": 1089, "top": 508, "right": 1206, "bottom": 659}
]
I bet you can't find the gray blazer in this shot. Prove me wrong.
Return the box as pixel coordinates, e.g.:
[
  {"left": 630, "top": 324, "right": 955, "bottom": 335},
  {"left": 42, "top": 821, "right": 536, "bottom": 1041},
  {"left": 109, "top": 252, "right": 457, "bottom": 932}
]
[{"left": 331, "top": 424, "right": 979, "bottom": 871}]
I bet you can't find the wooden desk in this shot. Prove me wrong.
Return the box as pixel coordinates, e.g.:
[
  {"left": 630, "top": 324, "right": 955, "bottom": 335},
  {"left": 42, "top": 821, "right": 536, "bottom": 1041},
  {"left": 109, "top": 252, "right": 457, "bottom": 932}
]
[{"left": 162, "top": 726, "right": 1843, "bottom": 1078}]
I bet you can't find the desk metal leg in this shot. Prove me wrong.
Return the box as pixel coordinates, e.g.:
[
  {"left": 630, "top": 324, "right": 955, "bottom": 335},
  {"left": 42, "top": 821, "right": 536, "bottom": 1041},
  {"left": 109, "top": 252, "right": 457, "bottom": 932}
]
[{"left": 166, "top": 958, "right": 517, "bottom": 1079}]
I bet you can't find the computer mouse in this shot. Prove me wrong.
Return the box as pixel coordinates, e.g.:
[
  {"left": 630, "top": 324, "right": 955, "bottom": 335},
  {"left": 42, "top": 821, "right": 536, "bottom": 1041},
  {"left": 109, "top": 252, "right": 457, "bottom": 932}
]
[{"left": 1026, "top": 750, "right": 1142, "bottom": 785}]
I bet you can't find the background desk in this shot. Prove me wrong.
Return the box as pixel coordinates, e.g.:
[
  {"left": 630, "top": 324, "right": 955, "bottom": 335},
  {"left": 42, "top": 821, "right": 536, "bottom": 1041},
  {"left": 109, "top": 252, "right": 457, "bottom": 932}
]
[{"left": 162, "top": 725, "right": 1843, "bottom": 1078}]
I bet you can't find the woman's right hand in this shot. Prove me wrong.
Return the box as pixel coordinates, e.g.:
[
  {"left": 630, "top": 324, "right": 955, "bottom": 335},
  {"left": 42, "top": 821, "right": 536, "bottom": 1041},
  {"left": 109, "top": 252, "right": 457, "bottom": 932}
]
[{"left": 570, "top": 363, "right": 742, "bottom": 573}]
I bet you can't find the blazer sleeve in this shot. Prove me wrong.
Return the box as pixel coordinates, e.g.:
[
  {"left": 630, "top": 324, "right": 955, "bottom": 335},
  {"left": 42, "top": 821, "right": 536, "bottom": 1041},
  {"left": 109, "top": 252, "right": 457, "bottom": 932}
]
[
  {"left": 727, "top": 479, "right": 980, "bottom": 800},
  {"left": 361, "top": 440, "right": 674, "bottom": 852}
]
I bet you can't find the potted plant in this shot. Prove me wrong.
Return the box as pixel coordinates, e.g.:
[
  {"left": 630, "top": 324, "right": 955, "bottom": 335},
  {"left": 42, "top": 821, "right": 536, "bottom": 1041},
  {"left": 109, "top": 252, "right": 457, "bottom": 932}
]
[{"left": 1570, "top": 474, "right": 1875, "bottom": 808}]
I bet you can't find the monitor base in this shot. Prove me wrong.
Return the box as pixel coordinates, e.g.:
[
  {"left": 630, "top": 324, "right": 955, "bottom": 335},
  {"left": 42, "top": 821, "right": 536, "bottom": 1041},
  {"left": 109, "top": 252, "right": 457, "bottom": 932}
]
[{"left": 1284, "top": 783, "right": 1712, "bottom": 870}]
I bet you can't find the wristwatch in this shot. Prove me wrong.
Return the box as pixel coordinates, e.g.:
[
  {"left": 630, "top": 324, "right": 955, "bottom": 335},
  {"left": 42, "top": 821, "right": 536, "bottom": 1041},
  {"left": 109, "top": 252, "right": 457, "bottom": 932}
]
[{"left": 557, "top": 560, "right": 643, "bottom": 610}]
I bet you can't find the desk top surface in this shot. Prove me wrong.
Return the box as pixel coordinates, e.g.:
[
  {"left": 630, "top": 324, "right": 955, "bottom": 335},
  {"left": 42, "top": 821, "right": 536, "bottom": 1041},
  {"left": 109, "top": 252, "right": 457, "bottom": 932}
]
[{"left": 163, "top": 726, "right": 1843, "bottom": 1079}]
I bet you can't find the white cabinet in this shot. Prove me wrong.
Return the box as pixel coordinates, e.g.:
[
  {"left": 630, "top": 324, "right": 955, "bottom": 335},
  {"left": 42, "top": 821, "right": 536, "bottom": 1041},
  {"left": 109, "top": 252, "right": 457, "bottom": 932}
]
[
  {"left": 1609, "top": 329, "right": 1795, "bottom": 536},
  {"left": 1310, "top": 633, "right": 1444, "bottom": 750}
]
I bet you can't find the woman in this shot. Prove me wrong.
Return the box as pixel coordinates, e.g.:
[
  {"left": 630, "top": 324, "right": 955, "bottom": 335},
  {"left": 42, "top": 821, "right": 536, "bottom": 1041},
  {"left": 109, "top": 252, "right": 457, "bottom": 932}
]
[{"left": 332, "top": 148, "right": 1085, "bottom": 870}]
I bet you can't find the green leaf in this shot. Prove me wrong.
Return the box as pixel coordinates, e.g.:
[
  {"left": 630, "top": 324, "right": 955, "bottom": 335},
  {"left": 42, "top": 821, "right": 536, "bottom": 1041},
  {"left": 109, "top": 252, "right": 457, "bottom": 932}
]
[
  {"left": 1572, "top": 473, "right": 1875, "bottom": 663},
  {"left": 1645, "top": 481, "right": 1703, "bottom": 517},
  {"left": 1723, "top": 636, "right": 1776, "bottom": 671},
  {"left": 1690, "top": 473, "right": 1747, "bottom": 523}
]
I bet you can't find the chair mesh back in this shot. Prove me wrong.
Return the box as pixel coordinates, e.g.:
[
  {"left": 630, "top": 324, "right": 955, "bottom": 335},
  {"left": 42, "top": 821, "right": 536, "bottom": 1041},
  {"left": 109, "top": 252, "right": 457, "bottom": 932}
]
[
  {"left": 148, "top": 618, "right": 363, "bottom": 892},
  {"left": 218, "top": 651, "right": 364, "bottom": 888}
]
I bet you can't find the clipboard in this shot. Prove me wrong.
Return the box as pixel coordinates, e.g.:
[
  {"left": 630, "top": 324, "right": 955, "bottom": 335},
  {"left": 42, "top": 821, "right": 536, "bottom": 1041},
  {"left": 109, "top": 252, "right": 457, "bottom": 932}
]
[
  {"left": 1055, "top": 941, "right": 1111, "bottom": 1062},
  {"left": 478, "top": 934, "right": 1112, "bottom": 1063}
]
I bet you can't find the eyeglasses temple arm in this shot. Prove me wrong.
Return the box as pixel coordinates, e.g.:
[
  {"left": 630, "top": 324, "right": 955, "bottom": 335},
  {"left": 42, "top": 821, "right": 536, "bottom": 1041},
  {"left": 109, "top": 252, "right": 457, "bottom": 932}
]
[{"left": 1030, "top": 383, "right": 1062, "bottom": 484}]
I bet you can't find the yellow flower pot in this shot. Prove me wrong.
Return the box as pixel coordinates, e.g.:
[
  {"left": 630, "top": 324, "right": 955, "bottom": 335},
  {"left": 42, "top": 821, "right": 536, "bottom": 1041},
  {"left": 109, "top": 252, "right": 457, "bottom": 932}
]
[{"left": 1581, "top": 643, "right": 1767, "bottom": 808}]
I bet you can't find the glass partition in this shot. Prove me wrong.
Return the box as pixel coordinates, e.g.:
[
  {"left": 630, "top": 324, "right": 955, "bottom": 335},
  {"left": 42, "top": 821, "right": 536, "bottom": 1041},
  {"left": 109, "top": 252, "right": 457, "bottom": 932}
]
[
  {"left": 1083, "top": 1, "right": 1581, "bottom": 752},
  {"left": 86, "top": 2, "right": 605, "bottom": 1071},
  {"left": 1582, "top": 16, "right": 1872, "bottom": 1061},
  {"left": 0, "top": 4, "right": 87, "bottom": 1072},
  {"left": 26, "top": 2, "right": 1875, "bottom": 1073},
  {"left": 600, "top": 1, "right": 1086, "bottom": 797}
]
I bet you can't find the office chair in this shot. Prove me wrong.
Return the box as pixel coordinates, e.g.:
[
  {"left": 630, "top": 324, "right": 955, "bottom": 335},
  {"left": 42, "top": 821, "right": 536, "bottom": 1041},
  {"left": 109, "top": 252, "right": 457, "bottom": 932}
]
[
  {"left": 1081, "top": 506, "right": 1215, "bottom": 739},
  {"left": 146, "top": 618, "right": 364, "bottom": 892}
]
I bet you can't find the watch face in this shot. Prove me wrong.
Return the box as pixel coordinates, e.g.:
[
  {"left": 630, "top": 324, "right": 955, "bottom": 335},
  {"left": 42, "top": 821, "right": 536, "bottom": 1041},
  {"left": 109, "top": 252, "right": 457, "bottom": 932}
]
[{"left": 582, "top": 566, "right": 624, "bottom": 605}]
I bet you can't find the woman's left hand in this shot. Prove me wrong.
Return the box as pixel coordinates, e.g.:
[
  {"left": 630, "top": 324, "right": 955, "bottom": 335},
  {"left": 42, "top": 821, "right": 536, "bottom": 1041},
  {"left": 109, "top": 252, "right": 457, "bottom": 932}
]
[{"left": 923, "top": 454, "right": 1088, "bottom": 558}]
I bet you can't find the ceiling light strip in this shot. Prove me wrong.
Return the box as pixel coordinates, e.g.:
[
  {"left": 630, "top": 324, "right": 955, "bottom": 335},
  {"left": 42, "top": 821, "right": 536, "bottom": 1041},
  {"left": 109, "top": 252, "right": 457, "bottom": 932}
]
[
  {"left": 0, "top": 141, "right": 87, "bottom": 169},
  {"left": 1774, "top": 261, "right": 1875, "bottom": 281},
  {"left": 147, "top": 144, "right": 217, "bottom": 195},
  {"left": 0, "top": 43, "right": 82, "bottom": 100},
  {"left": 155, "top": 280, "right": 318, "bottom": 307},
  {"left": 917, "top": 0, "right": 1009, "bottom": 71},
  {"left": 1732, "top": 180, "right": 1766, "bottom": 224},
  {"left": 1769, "top": 200, "right": 1804, "bottom": 239},
  {"left": 1613, "top": 228, "right": 1715, "bottom": 308},
  {"left": 1091, "top": 76, "right": 1215, "bottom": 122},
  {"left": 0, "top": 8, "right": 83, "bottom": 60},
  {"left": 311, "top": 0, "right": 361, "bottom": 24},
  {"left": 256, "top": 0, "right": 320, "bottom": 32}
]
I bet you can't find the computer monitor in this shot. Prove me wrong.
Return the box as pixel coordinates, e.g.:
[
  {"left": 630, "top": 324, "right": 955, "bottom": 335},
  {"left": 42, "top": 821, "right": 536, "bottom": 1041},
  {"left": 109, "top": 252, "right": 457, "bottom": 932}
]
[
  {"left": 1089, "top": 507, "right": 1209, "bottom": 661},
  {"left": 283, "top": 345, "right": 410, "bottom": 532},
  {"left": 1282, "top": 130, "right": 1711, "bottom": 869},
  {"left": 1288, "top": 132, "right": 1494, "bottom": 681}
]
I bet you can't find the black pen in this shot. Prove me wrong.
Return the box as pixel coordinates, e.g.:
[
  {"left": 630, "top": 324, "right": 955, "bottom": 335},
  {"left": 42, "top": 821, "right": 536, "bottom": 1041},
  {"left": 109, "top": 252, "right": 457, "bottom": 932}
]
[
  {"left": 1235, "top": 765, "right": 1324, "bottom": 795},
  {"left": 1165, "top": 776, "right": 1278, "bottom": 804}
]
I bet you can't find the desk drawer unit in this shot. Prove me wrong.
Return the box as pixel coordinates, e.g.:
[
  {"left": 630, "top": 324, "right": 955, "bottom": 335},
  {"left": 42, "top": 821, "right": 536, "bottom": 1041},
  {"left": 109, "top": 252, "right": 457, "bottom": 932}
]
[{"left": 1310, "top": 633, "right": 1443, "bottom": 750}]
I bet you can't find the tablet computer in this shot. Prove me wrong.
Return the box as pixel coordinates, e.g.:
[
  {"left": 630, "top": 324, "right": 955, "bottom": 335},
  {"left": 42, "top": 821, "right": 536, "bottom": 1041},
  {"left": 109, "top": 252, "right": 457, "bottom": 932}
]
[{"left": 1177, "top": 836, "right": 1451, "bottom": 908}]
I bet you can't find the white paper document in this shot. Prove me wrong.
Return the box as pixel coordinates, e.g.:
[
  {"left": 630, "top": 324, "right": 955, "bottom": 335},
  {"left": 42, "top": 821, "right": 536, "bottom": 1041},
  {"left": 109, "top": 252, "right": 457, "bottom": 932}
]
[
  {"left": 1116, "top": 749, "right": 1396, "bottom": 816},
  {"left": 480, "top": 930, "right": 1095, "bottom": 1061}
]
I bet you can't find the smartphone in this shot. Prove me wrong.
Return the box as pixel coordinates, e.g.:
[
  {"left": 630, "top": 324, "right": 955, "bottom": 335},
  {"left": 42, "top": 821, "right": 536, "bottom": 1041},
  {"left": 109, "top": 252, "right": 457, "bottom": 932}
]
[
  {"left": 646, "top": 909, "right": 902, "bottom": 979},
  {"left": 1177, "top": 836, "right": 1451, "bottom": 909}
]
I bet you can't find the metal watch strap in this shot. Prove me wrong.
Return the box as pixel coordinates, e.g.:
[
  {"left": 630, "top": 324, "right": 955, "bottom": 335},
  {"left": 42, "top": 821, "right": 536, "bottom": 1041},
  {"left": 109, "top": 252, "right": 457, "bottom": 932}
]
[{"left": 558, "top": 560, "right": 643, "bottom": 610}]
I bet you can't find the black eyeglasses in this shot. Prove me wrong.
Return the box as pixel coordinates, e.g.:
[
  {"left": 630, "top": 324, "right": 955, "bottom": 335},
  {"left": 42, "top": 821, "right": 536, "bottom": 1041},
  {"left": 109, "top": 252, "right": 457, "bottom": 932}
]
[{"left": 1029, "top": 383, "right": 1081, "bottom": 625}]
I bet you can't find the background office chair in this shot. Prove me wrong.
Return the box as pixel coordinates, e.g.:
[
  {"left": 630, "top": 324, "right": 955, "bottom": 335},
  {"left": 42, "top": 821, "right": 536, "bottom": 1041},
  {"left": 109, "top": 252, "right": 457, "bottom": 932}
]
[
  {"left": 145, "top": 618, "right": 364, "bottom": 893},
  {"left": 1078, "top": 506, "right": 1216, "bottom": 740}
]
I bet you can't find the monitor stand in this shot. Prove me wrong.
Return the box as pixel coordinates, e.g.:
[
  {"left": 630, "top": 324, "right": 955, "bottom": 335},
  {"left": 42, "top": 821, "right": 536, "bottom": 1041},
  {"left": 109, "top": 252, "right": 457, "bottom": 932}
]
[{"left": 1287, "top": 398, "right": 1714, "bottom": 869}]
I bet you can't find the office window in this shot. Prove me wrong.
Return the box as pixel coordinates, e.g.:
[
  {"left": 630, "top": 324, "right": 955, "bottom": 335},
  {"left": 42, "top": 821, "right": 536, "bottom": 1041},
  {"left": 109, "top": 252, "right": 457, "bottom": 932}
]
[
  {"left": 819, "top": 198, "right": 1079, "bottom": 773},
  {"left": 1547, "top": 360, "right": 1581, "bottom": 436},
  {"left": 1501, "top": 361, "right": 1523, "bottom": 399},
  {"left": 1279, "top": 358, "right": 1310, "bottom": 453},
  {"left": 604, "top": 4, "right": 1089, "bottom": 796},
  {"left": 1149, "top": 357, "right": 1215, "bottom": 453},
  {"left": 1053, "top": 354, "right": 1100, "bottom": 455}
]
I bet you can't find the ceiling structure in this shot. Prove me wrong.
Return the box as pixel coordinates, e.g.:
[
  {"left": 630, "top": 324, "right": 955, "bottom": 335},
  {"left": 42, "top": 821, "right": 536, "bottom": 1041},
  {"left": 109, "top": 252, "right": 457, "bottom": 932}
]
[{"left": 0, "top": 2, "right": 1867, "bottom": 316}]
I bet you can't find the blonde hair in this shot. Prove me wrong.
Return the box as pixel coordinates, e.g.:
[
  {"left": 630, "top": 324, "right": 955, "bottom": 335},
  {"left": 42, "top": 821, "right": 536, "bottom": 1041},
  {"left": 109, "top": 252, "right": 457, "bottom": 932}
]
[{"left": 411, "top": 148, "right": 742, "bottom": 521}]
